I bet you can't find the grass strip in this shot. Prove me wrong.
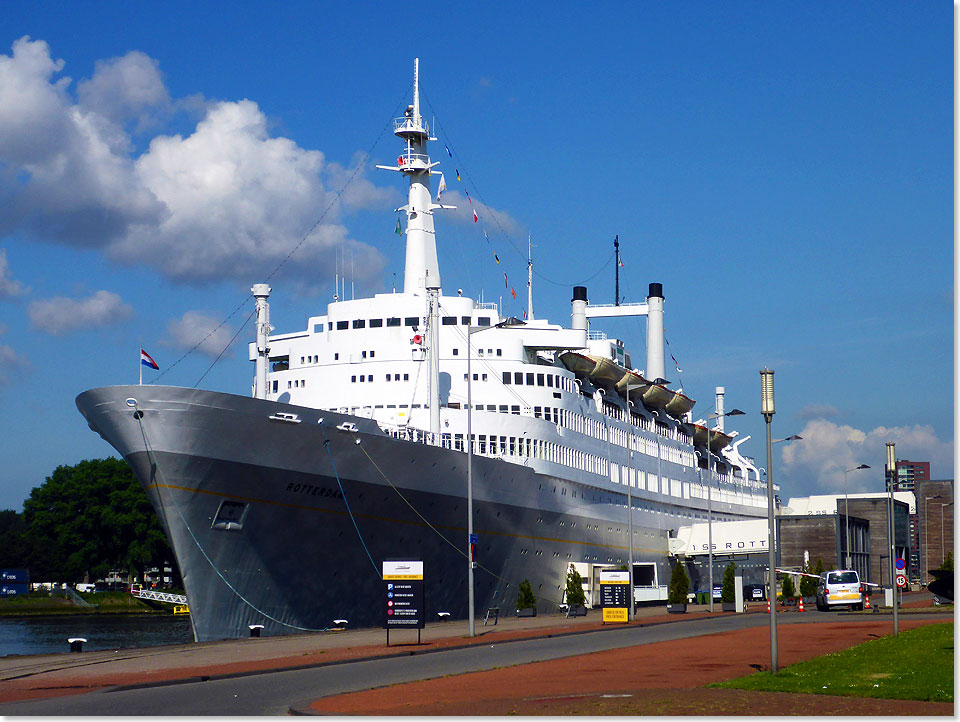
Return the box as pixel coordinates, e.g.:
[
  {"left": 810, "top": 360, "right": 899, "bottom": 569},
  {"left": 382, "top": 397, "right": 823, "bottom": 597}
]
[{"left": 711, "top": 622, "right": 953, "bottom": 702}]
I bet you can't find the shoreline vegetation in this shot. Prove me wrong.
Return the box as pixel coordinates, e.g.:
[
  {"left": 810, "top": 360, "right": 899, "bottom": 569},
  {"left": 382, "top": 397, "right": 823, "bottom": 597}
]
[{"left": 0, "top": 591, "right": 179, "bottom": 617}]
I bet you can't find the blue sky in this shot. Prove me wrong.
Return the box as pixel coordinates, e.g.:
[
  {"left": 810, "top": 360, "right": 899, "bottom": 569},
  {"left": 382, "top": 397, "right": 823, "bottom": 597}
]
[{"left": 0, "top": 2, "right": 953, "bottom": 510}]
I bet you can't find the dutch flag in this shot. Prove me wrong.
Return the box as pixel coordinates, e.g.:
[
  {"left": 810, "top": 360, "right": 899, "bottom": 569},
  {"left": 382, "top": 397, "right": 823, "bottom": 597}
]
[{"left": 140, "top": 349, "right": 159, "bottom": 370}]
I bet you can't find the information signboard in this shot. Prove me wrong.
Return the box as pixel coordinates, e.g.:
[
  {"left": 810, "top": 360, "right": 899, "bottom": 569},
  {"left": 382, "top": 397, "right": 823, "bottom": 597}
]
[
  {"left": 383, "top": 560, "right": 425, "bottom": 630},
  {"left": 599, "top": 569, "right": 630, "bottom": 623}
]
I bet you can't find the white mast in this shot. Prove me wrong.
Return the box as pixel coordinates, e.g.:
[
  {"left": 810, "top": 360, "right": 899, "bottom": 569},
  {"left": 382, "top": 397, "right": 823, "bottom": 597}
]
[
  {"left": 252, "top": 284, "right": 272, "bottom": 399},
  {"left": 526, "top": 234, "right": 534, "bottom": 321},
  {"left": 376, "top": 58, "right": 454, "bottom": 440}
]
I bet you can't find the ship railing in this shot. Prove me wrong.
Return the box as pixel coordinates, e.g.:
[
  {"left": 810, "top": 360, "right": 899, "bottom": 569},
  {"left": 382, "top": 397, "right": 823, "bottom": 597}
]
[
  {"left": 475, "top": 302, "right": 499, "bottom": 310},
  {"left": 395, "top": 151, "right": 431, "bottom": 167},
  {"left": 393, "top": 117, "right": 429, "bottom": 134},
  {"left": 587, "top": 330, "right": 608, "bottom": 340}
]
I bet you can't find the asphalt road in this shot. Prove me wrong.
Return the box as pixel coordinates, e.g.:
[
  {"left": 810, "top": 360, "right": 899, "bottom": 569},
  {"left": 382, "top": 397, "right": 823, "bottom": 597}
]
[{"left": 0, "top": 611, "right": 926, "bottom": 716}]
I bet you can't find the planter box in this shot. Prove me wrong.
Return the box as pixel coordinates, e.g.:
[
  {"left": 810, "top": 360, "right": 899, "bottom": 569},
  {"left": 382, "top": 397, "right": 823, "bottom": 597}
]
[
  {"left": 721, "top": 602, "right": 736, "bottom": 612},
  {"left": 516, "top": 607, "right": 537, "bottom": 618},
  {"left": 666, "top": 603, "right": 687, "bottom": 614},
  {"left": 566, "top": 604, "right": 587, "bottom": 617}
]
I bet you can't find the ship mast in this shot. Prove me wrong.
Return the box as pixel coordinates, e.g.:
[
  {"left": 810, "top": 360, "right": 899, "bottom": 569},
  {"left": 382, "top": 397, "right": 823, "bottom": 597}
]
[
  {"left": 377, "top": 59, "right": 453, "bottom": 440},
  {"left": 526, "top": 234, "right": 534, "bottom": 321}
]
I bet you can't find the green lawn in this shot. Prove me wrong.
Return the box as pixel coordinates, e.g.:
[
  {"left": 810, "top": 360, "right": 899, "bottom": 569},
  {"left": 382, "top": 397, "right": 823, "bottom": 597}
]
[{"left": 712, "top": 622, "right": 953, "bottom": 703}]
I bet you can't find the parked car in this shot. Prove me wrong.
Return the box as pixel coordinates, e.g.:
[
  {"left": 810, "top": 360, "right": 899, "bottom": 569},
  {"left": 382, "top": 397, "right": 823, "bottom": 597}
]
[{"left": 815, "top": 569, "right": 863, "bottom": 611}]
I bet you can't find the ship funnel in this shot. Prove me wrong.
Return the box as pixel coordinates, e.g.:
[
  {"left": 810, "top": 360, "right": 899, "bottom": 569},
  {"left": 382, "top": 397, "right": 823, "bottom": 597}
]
[
  {"left": 571, "top": 286, "right": 588, "bottom": 332},
  {"left": 715, "top": 386, "right": 725, "bottom": 432},
  {"left": 645, "top": 282, "right": 665, "bottom": 382}
]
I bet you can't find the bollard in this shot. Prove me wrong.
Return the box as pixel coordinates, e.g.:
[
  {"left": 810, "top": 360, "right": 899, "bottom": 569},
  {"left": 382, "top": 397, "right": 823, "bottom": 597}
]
[
  {"left": 248, "top": 624, "right": 264, "bottom": 638},
  {"left": 766, "top": 599, "right": 770, "bottom": 613},
  {"left": 68, "top": 637, "right": 87, "bottom": 653}
]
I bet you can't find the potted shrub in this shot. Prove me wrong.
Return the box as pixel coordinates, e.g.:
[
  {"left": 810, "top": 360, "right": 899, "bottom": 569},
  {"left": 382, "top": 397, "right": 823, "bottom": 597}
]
[
  {"left": 667, "top": 560, "right": 689, "bottom": 613},
  {"left": 720, "top": 561, "right": 737, "bottom": 611},
  {"left": 564, "top": 564, "right": 587, "bottom": 616},
  {"left": 516, "top": 578, "right": 537, "bottom": 617}
]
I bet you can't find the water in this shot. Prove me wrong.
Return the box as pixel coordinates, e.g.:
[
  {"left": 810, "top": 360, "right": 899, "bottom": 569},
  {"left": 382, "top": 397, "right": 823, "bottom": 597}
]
[{"left": 0, "top": 614, "right": 193, "bottom": 657}]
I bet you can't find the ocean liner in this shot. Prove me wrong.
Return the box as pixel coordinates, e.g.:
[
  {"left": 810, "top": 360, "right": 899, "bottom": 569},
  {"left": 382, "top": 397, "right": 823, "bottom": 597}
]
[{"left": 77, "top": 60, "right": 769, "bottom": 642}]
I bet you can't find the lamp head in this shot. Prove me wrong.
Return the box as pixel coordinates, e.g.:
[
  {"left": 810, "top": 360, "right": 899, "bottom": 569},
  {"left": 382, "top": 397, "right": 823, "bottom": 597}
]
[{"left": 760, "top": 368, "right": 775, "bottom": 417}]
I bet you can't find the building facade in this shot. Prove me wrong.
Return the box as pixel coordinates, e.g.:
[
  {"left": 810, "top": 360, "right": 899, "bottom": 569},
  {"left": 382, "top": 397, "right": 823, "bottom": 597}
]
[{"left": 915, "top": 479, "right": 954, "bottom": 585}]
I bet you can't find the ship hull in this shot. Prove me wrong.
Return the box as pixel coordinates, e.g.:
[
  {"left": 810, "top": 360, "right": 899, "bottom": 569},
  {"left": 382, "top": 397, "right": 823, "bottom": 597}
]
[{"left": 77, "top": 385, "right": 675, "bottom": 641}]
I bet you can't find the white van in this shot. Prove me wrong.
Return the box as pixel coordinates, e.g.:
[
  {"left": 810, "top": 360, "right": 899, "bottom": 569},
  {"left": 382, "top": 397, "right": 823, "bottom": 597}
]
[{"left": 815, "top": 569, "right": 863, "bottom": 611}]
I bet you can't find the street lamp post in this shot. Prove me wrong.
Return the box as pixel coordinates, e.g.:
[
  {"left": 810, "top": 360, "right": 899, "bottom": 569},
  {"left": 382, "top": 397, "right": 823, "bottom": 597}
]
[
  {"left": 843, "top": 464, "right": 870, "bottom": 571},
  {"left": 923, "top": 495, "right": 942, "bottom": 587},
  {"left": 760, "top": 368, "right": 777, "bottom": 673},
  {"left": 465, "top": 317, "right": 524, "bottom": 637},
  {"left": 703, "top": 408, "right": 744, "bottom": 613},
  {"left": 885, "top": 442, "right": 898, "bottom": 637}
]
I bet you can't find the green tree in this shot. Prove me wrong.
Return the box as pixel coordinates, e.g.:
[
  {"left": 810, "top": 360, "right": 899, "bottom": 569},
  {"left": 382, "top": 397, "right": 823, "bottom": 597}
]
[
  {"left": 516, "top": 579, "right": 536, "bottom": 610},
  {"left": 564, "top": 564, "right": 586, "bottom": 606},
  {"left": 668, "top": 560, "right": 689, "bottom": 604},
  {"left": 22, "top": 458, "right": 172, "bottom": 582},
  {"left": 721, "top": 561, "right": 737, "bottom": 603},
  {"left": 940, "top": 551, "right": 953, "bottom": 571},
  {"left": 781, "top": 573, "right": 796, "bottom": 600},
  {"left": 0, "top": 510, "right": 27, "bottom": 568},
  {"left": 814, "top": 557, "right": 825, "bottom": 576},
  {"left": 799, "top": 562, "right": 817, "bottom": 598}
]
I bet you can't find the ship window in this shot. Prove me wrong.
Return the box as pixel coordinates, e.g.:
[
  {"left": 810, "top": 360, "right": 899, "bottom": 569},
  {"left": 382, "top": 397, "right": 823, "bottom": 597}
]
[
  {"left": 300, "top": 356, "right": 304, "bottom": 364},
  {"left": 359, "top": 375, "right": 364, "bottom": 382},
  {"left": 405, "top": 317, "right": 419, "bottom": 326},
  {"left": 511, "top": 405, "right": 520, "bottom": 414},
  {"left": 326, "top": 322, "right": 332, "bottom": 331},
  {"left": 477, "top": 317, "right": 491, "bottom": 327},
  {"left": 534, "top": 406, "right": 541, "bottom": 418},
  {"left": 502, "top": 372, "right": 511, "bottom": 384},
  {"left": 496, "top": 349, "right": 502, "bottom": 356},
  {"left": 370, "top": 318, "right": 383, "bottom": 328},
  {"left": 361, "top": 351, "right": 366, "bottom": 358},
  {"left": 370, "top": 350, "right": 375, "bottom": 358},
  {"left": 334, "top": 353, "right": 339, "bottom": 360},
  {"left": 395, "top": 374, "right": 400, "bottom": 380},
  {"left": 442, "top": 316, "right": 456, "bottom": 325},
  {"left": 526, "top": 373, "right": 534, "bottom": 385},
  {"left": 461, "top": 316, "right": 471, "bottom": 325},
  {"left": 499, "top": 405, "right": 508, "bottom": 413},
  {"left": 336, "top": 320, "right": 348, "bottom": 330},
  {"left": 452, "top": 348, "right": 459, "bottom": 356},
  {"left": 385, "top": 374, "right": 391, "bottom": 381},
  {"left": 473, "top": 373, "right": 479, "bottom": 381},
  {"left": 272, "top": 380, "right": 278, "bottom": 393},
  {"left": 287, "top": 381, "right": 292, "bottom": 389},
  {"left": 351, "top": 375, "right": 356, "bottom": 382},
  {"left": 403, "top": 373, "right": 409, "bottom": 381},
  {"left": 353, "top": 319, "right": 365, "bottom": 328},
  {"left": 387, "top": 317, "right": 401, "bottom": 327},
  {"left": 514, "top": 372, "right": 523, "bottom": 384},
  {"left": 537, "top": 374, "right": 544, "bottom": 386},
  {"left": 482, "top": 374, "right": 487, "bottom": 381},
  {"left": 547, "top": 375, "right": 554, "bottom": 387},
  {"left": 212, "top": 500, "right": 247, "bottom": 531},
  {"left": 477, "top": 348, "right": 483, "bottom": 356}
]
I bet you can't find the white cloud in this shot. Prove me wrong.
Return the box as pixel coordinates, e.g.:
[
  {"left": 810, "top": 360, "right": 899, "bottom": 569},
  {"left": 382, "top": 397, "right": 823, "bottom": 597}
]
[
  {"left": 162, "top": 310, "right": 238, "bottom": 359},
  {"left": 438, "top": 191, "right": 523, "bottom": 237},
  {"left": 780, "top": 419, "right": 954, "bottom": 495},
  {"left": 795, "top": 403, "right": 841, "bottom": 421},
  {"left": 0, "top": 37, "right": 391, "bottom": 289},
  {"left": 28, "top": 290, "right": 133, "bottom": 334},
  {"left": 77, "top": 50, "right": 170, "bottom": 131},
  {"left": 0, "top": 325, "right": 29, "bottom": 386},
  {"left": 0, "top": 249, "right": 27, "bottom": 298}
]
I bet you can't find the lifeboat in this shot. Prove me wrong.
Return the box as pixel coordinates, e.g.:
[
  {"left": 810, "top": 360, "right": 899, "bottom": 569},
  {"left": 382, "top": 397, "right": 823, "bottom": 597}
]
[
  {"left": 615, "top": 369, "right": 650, "bottom": 400},
  {"left": 587, "top": 355, "right": 627, "bottom": 389},
  {"left": 664, "top": 390, "right": 695, "bottom": 419},
  {"left": 559, "top": 351, "right": 597, "bottom": 380},
  {"left": 692, "top": 423, "right": 734, "bottom": 453}
]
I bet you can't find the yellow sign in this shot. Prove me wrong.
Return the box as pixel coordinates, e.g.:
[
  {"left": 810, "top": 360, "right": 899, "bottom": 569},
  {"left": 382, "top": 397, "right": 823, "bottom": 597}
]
[{"left": 603, "top": 607, "right": 628, "bottom": 623}]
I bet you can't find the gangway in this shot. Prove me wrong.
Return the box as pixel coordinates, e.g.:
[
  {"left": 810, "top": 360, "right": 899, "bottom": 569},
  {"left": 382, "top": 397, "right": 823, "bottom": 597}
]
[{"left": 130, "top": 584, "right": 188, "bottom": 605}]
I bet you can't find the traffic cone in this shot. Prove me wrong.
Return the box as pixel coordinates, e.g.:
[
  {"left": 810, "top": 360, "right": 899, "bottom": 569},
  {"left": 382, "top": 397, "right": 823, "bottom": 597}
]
[
  {"left": 798, "top": 597, "right": 805, "bottom": 612},
  {"left": 864, "top": 594, "right": 870, "bottom": 610}
]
